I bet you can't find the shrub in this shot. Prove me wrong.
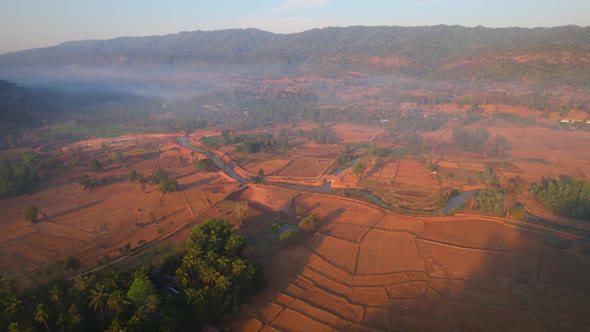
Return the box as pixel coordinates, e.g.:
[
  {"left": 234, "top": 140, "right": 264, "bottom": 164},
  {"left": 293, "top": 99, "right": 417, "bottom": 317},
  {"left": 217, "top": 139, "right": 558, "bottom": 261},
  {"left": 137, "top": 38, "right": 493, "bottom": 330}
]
[
  {"left": 279, "top": 230, "right": 296, "bottom": 244},
  {"left": 160, "top": 177, "right": 179, "bottom": 193},
  {"left": 23, "top": 205, "right": 38, "bottom": 222}
]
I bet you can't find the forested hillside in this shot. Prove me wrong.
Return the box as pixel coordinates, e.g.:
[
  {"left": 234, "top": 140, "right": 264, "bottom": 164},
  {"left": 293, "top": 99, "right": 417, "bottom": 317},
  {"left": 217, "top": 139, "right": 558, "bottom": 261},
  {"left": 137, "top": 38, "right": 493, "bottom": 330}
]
[{"left": 1, "top": 25, "right": 589, "bottom": 84}]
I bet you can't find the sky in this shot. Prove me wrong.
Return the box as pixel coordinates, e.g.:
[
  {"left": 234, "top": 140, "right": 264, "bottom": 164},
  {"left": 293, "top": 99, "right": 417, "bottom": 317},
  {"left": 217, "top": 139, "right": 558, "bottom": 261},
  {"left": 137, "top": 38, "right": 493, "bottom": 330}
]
[{"left": 0, "top": 0, "right": 588, "bottom": 54}]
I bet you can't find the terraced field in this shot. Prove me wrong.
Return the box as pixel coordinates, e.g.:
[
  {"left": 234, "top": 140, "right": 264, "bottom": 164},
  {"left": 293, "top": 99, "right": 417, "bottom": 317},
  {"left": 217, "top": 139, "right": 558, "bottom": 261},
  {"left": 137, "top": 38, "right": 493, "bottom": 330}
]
[{"left": 230, "top": 194, "right": 590, "bottom": 331}]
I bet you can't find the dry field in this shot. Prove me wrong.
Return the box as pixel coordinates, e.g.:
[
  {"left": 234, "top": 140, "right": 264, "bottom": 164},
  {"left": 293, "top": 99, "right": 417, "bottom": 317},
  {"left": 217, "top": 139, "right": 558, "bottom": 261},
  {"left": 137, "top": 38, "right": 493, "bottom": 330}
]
[
  {"left": 230, "top": 194, "right": 590, "bottom": 331},
  {"left": 330, "top": 123, "right": 386, "bottom": 144},
  {"left": 0, "top": 135, "right": 240, "bottom": 285},
  {"left": 363, "top": 159, "right": 441, "bottom": 209},
  {"left": 275, "top": 157, "right": 333, "bottom": 178}
]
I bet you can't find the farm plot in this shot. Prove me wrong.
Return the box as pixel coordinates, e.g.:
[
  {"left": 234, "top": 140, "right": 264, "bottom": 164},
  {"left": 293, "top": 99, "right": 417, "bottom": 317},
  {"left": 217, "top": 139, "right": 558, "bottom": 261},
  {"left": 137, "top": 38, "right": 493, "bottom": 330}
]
[
  {"left": 230, "top": 185, "right": 298, "bottom": 214},
  {"left": 274, "top": 157, "right": 332, "bottom": 177},
  {"left": 416, "top": 239, "right": 538, "bottom": 284},
  {"left": 419, "top": 218, "right": 504, "bottom": 249},
  {"left": 294, "top": 194, "right": 384, "bottom": 227},
  {"left": 236, "top": 156, "right": 292, "bottom": 176},
  {"left": 320, "top": 224, "right": 367, "bottom": 243},
  {"left": 356, "top": 229, "right": 425, "bottom": 274},
  {"left": 374, "top": 213, "right": 423, "bottom": 233},
  {"left": 0, "top": 134, "right": 243, "bottom": 284},
  {"left": 305, "top": 233, "right": 359, "bottom": 273},
  {"left": 363, "top": 160, "right": 398, "bottom": 184},
  {"left": 330, "top": 123, "right": 386, "bottom": 144},
  {"left": 231, "top": 191, "right": 590, "bottom": 331},
  {"left": 393, "top": 160, "right": 439, "bottom": 189}
]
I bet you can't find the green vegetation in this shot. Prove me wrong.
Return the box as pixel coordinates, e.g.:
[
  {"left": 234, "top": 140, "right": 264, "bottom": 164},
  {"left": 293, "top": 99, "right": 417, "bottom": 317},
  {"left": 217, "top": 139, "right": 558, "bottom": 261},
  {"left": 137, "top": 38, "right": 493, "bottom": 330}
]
[
  {"left": 452, "top": 127, "right": 490, "bottom": 153},
  {"left": 194, "top": 158, "right": 215, "bottom": 172},
  {"left": 0, "top": 151, "right": 40, "bottom": 198},
  {"left": 545, "top": 234, "right": 573, "bottom": 249},
  {"left": 0, "top": 218, "right": 262, "bottom": 331},
  {"left": 88, "top": 159, "right": 103, "bottom": 172},
  {"left": 63, "top": 256, "right": 81, "bottom": 271},
  {"left": 530, "top": 176, "right": 590, "bottom": 220},
  {"left": 77, "top": 173, "right": 95, "bottom": 188},
  {"left": 472, "top": 188, "right": 505, "bottom": 217},
  {"left": 159, "top": 177, "right": 179, "bottom": 193},
  {"left": 22, "top": 205, "right": 38, "bottom": 222},
  {"left": 352, "top": 161, "right": 366, "bottom": 180},
  {"left": 127, "top": 170, "right": 144, "bottom": 184},
  {"left": 175, "top": 218, "right": 262, "bottom": 323},
  {"left": 298, "top": 214, "right": 320, "bottom": 232},
  {"left": 279, "top": 230, "right": 295, "bottom": 244},
  {"left": 151, "top": 169, "right": 169, "bottom": 184},
  {"left": 469, "top": 171, "right": 526, "bottom": 218}
]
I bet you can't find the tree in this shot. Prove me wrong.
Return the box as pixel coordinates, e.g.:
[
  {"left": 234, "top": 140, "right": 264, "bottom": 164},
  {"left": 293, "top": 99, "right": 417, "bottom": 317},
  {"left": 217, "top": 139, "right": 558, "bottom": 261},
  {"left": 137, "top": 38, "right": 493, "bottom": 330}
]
[
  {"left": 110, "top": 151, "right": 124, "bottom": 163},
  {"left": 63, "top": 256, "right": 81, "bottom": 271},
  {"left": 194, "top": 159, "right": 215, "bottom": 172},
  {"left": 107, "top": 290, "right": 130, "bottom": 316},
  {"left": 270, "top": 223, "right": 280, "bottom": 235},
  {"left": 3, "top": 295, "right": 23, "bottom": 317},
  {"left": 34, "top": 303, "right": 50, "bottom": 332},
  {"left": 504, "top": 176, "right": 525, "bottom": 218},
  {"left": 160, "top": 177, "right": 179, "bottom": 193},
  {"left": 74, "top": 274, "right": 90, "bottom": 292},
  {"left": 295, "top": 205, "right": 304, "bottom": 216},
  {"left": 23, "top": 205, "right": 38, "bottom": 222},
  {"left": 88, "top": 284, "right": 108, "bottom": 321},
  {"left": 77, "top": 174, "right": 94, "bottom": 188},
  {"left": 67, "top": 304, "right": 82, "bottom": 330},
  {"left": 279, "top": 230, "right": 295, "bottom": 244},
  {"left": 298, "top": 214, "right": 320, "bottom": 232},
  {"left": 152, "top": 169, "right": 169, "bottom": 184},
  {"left": 352, "top": 161, "right": 366, "bottom": 180},
  {"left": 127, "top": 274, "right": 156, "bottom": 308},
  {"left": 175, "top": 219, "right": 261, "bottom": 323},
  {"left": 234, "top": 200, "right": 249, "bottom": 222},
  {"left": 89, "top": 160, "right": 103, "bottom": 172},
  {"left": 128, "top": 170, "right": 144, "bottom": 184},
  {"left": 49, "top": 285, "right": 63, "bottom": 304},
  {"left": 257, "top": 169, "right": 264, "bottom": 182}
]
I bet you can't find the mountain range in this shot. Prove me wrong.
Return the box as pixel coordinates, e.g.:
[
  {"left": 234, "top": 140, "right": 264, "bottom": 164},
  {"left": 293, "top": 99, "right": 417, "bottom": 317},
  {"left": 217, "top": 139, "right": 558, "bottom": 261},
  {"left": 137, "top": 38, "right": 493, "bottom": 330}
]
[{"left": 1, "top": 25, "right": 589, "bottom": 84}]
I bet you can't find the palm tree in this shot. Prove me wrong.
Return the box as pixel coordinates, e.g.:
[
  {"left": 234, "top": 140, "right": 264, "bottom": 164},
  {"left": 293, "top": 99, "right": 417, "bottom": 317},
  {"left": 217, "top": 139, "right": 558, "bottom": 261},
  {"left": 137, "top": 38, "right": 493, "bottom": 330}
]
[
  {"left": 34, "top": 303, "right": 51, "bottom": 332},
  {"left": 67, "top": 304, "right": 82, "bottom": 330},
  {"left": 105, "top": 318, "right": 125, "bottom": 332},
  {"left": 49, "top": 285, "right": 63, "bottom": 304},
  {"left": 103, "top": 271, "right": 120, "bottom": 291},
  {"left": 145, "top": 294, "right": 159, "bottom": 313},
  {"left": 3, "top": 295, "right": 23, "bottom": 317},
  {"left": 216, "top": 257, "right": 231, "bottom": 274},
  {"left": 231, "top": 259, "right": 247, "bottom": 277},
  {"left": 107, "top": 290, "right": 130, "bottom": 316},
  {"left": 74, "top": 274, "right": 89, "bottom": 292},
  {"left": 88, "top": 284, "right": 108, "bottom": 321}
]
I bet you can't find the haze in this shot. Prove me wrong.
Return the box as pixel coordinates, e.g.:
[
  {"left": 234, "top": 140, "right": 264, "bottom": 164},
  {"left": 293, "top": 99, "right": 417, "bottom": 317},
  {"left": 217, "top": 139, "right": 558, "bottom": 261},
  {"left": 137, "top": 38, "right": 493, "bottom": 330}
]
[
  {"left": 1, "top": 2, "right": 590, "bottom": 332},
  {"left": 1, "top": 0, "right": 588, "bottom": 54}
]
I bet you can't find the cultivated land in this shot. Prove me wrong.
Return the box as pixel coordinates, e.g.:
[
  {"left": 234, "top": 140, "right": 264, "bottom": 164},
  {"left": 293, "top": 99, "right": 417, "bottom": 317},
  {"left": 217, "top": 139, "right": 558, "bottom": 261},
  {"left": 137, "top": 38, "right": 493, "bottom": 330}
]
[
  {"left": 2, "top": 115, "right": 590, "bottom": 329},
  {"left": 230, "top": 193, "right": 590, "bottom": 331}
]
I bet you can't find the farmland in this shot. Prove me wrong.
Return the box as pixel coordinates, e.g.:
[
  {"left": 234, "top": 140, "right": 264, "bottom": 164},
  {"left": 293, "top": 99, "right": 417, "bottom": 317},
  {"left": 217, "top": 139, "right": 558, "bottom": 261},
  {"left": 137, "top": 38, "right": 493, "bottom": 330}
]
[
  {"left": 2, "top": 116, "right": 590, "bottom": 330},
  {"left": 230, "top": 194, "right": 590, "bottom": 331}
]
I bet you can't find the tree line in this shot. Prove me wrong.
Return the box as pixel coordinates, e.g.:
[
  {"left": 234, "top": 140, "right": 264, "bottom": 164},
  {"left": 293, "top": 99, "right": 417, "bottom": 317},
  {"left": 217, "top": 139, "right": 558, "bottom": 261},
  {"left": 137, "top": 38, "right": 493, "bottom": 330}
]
[
  {"left": 0, "top": 218, "right": 262, "bottom": 331},
  {"left": 530, "top": 176, "right": 590, "bottom": 220}
]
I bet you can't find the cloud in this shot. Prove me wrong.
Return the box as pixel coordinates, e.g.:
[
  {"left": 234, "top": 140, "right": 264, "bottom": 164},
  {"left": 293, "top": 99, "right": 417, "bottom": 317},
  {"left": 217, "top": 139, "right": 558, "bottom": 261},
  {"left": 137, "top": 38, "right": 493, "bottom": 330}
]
[{"left": 272, "top": 0, "right": 330, "bottom": 13}]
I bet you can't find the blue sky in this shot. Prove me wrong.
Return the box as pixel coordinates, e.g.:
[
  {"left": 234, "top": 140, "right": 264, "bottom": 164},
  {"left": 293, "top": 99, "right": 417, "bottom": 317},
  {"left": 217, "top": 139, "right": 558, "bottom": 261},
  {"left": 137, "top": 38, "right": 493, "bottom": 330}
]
[{"left": 1, "top": 0, "right": 588, "bottom": 54}]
